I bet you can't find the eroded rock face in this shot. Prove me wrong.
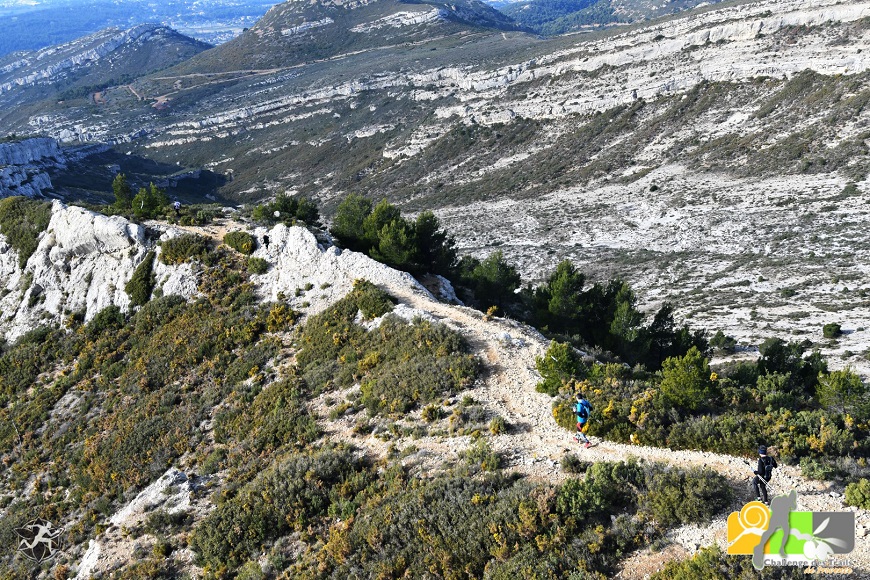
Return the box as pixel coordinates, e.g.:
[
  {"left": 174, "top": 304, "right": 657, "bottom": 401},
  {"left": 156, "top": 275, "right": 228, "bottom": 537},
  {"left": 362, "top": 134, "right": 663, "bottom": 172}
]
[
  {"left": 0, "top": 137, "right": 63, "bottom": 198},
  {"left": 0, "top": 201, "right": 197, "bottom": 341},
  {"left": 250, "top": 224, "right": 432, "bottom": 313},
  {"left": 0, "top": 138, "right": 61, "bottom": 166}
]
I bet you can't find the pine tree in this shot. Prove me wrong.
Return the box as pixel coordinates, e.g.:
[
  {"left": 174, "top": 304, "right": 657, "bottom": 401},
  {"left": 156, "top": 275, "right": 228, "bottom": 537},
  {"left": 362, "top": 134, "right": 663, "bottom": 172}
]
[
  {"left": 331, "top": 193, "right": 372, "bottom": 251},
  {"left": 112, "top": 173, "right": 133, "bottom": 210}
]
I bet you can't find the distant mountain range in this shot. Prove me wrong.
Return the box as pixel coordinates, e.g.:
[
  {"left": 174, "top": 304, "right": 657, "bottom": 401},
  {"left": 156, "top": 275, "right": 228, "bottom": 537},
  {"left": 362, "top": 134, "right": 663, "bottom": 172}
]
[
  {"left": 0, "top": 0, "right": 277, "bottom": 56},
  {"left": 501, "top": 0, "right": 728, "bottom": 35}
]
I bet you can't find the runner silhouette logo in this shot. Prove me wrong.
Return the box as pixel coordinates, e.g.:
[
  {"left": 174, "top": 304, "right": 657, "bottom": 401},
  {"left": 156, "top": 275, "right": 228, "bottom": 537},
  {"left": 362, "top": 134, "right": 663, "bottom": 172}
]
[{"left": 14, "top": 518, "right": 63, "bottom": 562}]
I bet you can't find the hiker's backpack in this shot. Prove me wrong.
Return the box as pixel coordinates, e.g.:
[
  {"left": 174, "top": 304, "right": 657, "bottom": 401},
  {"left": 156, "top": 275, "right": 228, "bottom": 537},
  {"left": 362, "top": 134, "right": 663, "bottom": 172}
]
[
  {"left": 575, "top": 400, "right": 591, "bottom": 420},
  {"left": 761, "top": 456, "right": 774, "bottom": 480}
]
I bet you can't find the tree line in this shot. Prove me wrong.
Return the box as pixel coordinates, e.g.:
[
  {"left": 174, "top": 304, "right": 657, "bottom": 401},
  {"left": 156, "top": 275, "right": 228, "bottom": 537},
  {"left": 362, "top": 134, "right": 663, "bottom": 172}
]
[{"left": 329, "top": 193, "right": 704, "bottom": 370}]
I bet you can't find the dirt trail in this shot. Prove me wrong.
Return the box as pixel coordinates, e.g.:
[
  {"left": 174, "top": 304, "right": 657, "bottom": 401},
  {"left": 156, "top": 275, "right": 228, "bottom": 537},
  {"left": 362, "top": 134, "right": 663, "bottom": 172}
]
[{"left": 321, "top": 284, "right": 870, "bottom": 576}]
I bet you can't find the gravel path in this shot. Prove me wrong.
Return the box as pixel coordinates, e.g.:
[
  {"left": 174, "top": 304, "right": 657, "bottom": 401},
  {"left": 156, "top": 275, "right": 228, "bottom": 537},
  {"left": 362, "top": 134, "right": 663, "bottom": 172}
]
[{"left": 323, "top": 283, "right": 870, "bottom": 576}]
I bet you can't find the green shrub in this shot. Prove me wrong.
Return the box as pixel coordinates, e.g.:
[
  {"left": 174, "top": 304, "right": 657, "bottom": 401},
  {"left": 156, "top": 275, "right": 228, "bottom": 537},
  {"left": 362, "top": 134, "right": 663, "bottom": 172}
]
[
  {"left": 352, "top": 279, "right": 395, "bottom": 319},
  {"left": 639, "top": 465, "right": 732, "bottom": 527},
  {"left": 422, "top": 403, "right": 443, "bottom": 423},
  {"left": 463, "top": 439, "right": 501, "bottom": 472},
  {"left": 535, "top": 341, "right": 582, "bottom": 395},
  {"left": 159, "top": 233, "right": 209, "bottom": 265},
  {"left": 489, "top": 415, "right": 507, "bottom": 435},
  {"left": 224, "top": 231, "right": 256, "bottom": 255},
  {"left": 845, "top": 478, "right": 870, "bottom": 509},
  {"left": 816, "top": 368, "right": 867, "bottom": 413},
  {"left": 556, "top": 461, "right": 644, "bottom": 521},
  {"left": 125, "top": 251, "right": 156, "bottom": 307},
  {"left": 247, "top": 257, "right": 268, "bottom": 274},
  {"left": 799, "top": 457, "right": 838, "bottom": 480},
  {"left": 823, "top": 322, "right": 843, "bottom": 339},
  {"left": 84, "top": 305, "right": 126, "bottom": 339},
  {"left": 0, "top": 197, "right": 51, "bottom": 268},
  {"left": 552, "top": 398, "right": 578, "bottom": 432},
  {"left": 561, "top": 453, "right": 590, "bottom": 474},
  {"left": 660, "top": 346, "right": 715, "bottom": 411}
]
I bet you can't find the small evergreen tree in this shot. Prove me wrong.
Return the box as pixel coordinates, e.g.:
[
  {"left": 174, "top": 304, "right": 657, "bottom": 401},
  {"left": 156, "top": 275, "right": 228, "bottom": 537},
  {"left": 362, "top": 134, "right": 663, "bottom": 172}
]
[
  {"left": 132, "top": 183, "right": 169, "bottom": 219},
  {"left": 535, "top": 260, "right": 585, "bottom": 332},
  {"left": 470, "top": 251, "right": 521, "bottom": 309},
  {"left": 371, "top": 220, "right": 417, "bottom": 271},
  {"left": 660, "top": 346, "right": 714, "bottom": 411},
  {"left": 414, "top": 211, "right": 456, "bottom": 276},
  {"left": 331, "top": 194, "right": 372, "bottom": 251},
  {"left": 112, "top": 173, "right": 133, "bottom": 210},
  {"left": 362, "top": 199, "right": 401, "bottom": 249}
]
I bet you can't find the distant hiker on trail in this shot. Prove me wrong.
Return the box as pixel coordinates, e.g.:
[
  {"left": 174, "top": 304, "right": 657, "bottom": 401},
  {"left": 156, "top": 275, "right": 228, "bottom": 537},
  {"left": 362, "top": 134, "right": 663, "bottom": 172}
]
[
  {"left": 173, "top": 201, "right": 181, "bottom": 216},
  {"left": 752, "top": 445, "right": 777, "bottom": 505},
  {"left": 752, "top": 489, "right": 797, "bottom": 569},
  {"left": 262, "top": 235, "right": 270, "bottom": 249},
  {"left": 573, "top": 394, "right": 593, "bottom": 448}
]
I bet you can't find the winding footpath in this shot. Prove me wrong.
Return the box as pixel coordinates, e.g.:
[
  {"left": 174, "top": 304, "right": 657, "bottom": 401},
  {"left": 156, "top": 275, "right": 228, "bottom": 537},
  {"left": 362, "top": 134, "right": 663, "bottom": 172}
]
[{"left": 331, "top": 283, "right": 870, "bottom": 577}]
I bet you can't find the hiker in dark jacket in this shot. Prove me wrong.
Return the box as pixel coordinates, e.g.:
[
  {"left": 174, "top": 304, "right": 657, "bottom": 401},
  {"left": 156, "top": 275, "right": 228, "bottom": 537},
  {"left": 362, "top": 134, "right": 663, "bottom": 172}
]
[{"left": 753, "top": 445, "right": 777, "bottom": 504}]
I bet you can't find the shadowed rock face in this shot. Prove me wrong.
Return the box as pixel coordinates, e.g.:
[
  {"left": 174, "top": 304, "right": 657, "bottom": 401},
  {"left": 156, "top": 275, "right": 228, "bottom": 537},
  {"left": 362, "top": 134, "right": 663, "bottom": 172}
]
[{"left": 0, "top": 138, "right": 63, "bottom": 198}]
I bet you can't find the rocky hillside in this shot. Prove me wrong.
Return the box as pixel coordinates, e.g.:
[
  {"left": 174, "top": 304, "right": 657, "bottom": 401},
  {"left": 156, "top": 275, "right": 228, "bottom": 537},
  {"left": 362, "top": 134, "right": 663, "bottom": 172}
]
[
  {"left": 1, "top": 1, "right": 869, "bottom": 394},
  {"left": 0, "top": 203, "right": 868, "bottom": 578},
  {"left": 500, "top": 0, "right": 728, "bottom": 35},
  {"left": 0, "top": 24, "right": 210, "bottom": 127}
]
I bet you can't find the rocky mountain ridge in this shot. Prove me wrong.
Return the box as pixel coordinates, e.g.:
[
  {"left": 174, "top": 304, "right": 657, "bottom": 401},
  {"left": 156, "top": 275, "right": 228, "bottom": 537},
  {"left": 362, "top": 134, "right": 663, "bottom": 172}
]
[
  {"left": 0, "top": 205, "right": 867, "bottom": 578},
  {"left": 0, "top": 201, "right": 438, "bottom": 343},
  {"left": 2, "top": 0, "right": 870, "bottom": 379}
]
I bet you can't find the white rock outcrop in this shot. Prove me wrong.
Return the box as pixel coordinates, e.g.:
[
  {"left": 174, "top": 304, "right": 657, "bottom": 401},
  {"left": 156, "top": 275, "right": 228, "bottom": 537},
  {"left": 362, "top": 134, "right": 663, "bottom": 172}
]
[
  {"left": 0, "top": 202, "right": 198, "bottom": 341},
  {"left": 0, "top": 137, "right": 61, "bottom": 166},
  {"left": 251, "top": 224, "right": 433, "bottom": 313}
]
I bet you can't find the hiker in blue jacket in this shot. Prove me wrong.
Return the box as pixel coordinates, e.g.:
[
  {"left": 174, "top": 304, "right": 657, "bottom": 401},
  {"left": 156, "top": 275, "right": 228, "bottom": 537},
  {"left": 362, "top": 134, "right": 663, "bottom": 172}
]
[{"left": 573, "top": 394, "right": 593, "bottom": 448}]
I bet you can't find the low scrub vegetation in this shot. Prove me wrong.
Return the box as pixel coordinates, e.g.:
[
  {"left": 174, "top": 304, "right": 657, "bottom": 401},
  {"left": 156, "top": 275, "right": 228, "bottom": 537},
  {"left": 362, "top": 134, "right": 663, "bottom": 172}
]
[
  {"left": 159, "top": 233, "right": 210, "bottom": 265},
  {"left": 0, "top": 196, "right": 52, "bottom": 268},
  {"left": 297, "top": 280, "right": 477, "bottom": 414},
  {"left": 545, "top": 335, "right": 870, "bottom": 464},
  {"left": 187, "top": 456, "right": 729, "bottom": 577},
  {"left": 223, "top": 230, "right": 256, "bottom": 254}
]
